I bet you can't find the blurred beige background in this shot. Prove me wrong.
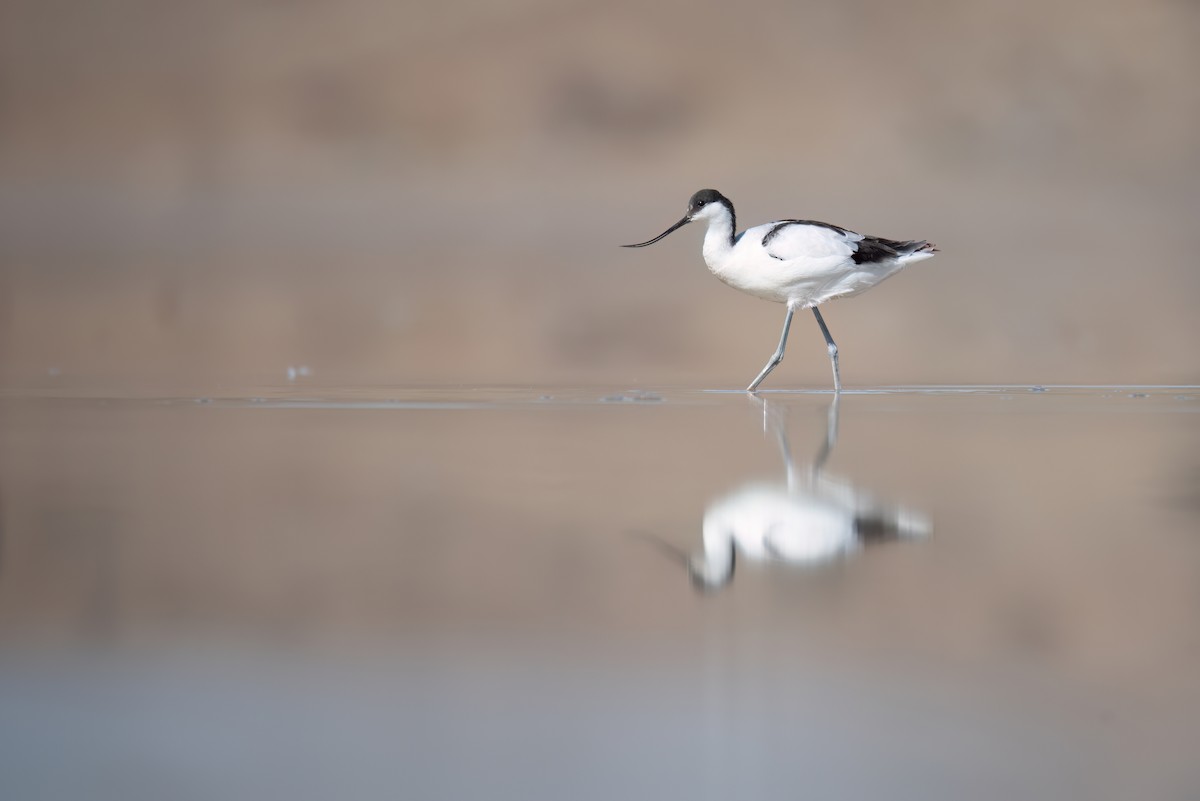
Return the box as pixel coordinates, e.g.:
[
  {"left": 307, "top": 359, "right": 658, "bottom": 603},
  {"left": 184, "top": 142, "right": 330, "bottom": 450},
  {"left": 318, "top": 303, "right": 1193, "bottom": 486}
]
[{"left": 1, "top": 0, "right": 1198, "bottom": 389}]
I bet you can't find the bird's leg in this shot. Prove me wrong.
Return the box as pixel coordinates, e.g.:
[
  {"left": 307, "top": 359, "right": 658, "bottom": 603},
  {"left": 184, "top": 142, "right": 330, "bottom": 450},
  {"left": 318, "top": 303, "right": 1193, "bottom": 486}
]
[
  {"left": 772, "top": 407, "right": 802, "bottom": 494},
  {"left": 747, "top": 302, "right": 797, "bottom": 392},
  {"left": 812, "top": 393, "right": 841, "bottom": 475},
  {"left": 811, "top": 307, "right": 841, "bottom": 393}
]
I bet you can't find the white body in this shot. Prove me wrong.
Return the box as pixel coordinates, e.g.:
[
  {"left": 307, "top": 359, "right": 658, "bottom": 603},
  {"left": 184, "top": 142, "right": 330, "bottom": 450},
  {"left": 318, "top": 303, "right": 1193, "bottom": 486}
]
[
  {"left": 695, "top": 203, "right": 934, "bottom": 306},
  {"left": 690, "top": 475, "right": 931, "bottom": 588},
  {"left": 702, "top": 481, "right": 862, "bottom": 567}
]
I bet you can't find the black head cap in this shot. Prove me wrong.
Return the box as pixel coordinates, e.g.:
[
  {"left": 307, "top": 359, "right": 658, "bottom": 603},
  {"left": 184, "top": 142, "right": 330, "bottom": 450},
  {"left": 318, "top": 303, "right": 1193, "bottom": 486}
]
[
  {"left": 621, "top": 189, "right": 734, "bottom": 249},
  {"left": 688, "top": 189, "right": 729, "bottom": 215}
]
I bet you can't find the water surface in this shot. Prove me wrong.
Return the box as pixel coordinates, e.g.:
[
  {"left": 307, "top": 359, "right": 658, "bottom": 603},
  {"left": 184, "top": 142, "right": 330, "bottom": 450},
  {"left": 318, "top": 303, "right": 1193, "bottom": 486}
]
[{"left": 1, "top": 386, "right": 1197, "bottom": 799}]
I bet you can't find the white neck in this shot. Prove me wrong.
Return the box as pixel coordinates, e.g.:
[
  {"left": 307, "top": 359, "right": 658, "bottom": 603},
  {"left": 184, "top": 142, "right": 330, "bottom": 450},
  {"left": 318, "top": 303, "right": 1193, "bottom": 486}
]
[
  {"left": 698, "top": 203, "right": 736, "bottom": 269},
  {"left": 690, "top": 520, "right": 735, "bottom": 588}
]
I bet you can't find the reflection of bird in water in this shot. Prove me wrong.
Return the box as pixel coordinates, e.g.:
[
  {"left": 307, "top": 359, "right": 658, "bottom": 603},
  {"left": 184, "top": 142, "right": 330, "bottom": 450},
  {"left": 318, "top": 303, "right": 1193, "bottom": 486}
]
[
  {"left": 623, "top": 189, "right": 936, "bottom": 391},
  {"left": 641, "top": 397, "right": 930, "bottom": 593}
]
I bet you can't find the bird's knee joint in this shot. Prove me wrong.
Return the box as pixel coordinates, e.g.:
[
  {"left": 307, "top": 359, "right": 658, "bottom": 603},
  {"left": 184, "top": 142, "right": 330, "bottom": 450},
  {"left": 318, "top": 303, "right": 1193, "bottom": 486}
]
[{"left": 827, "top": 343, "right": 838, "bottom": 358}]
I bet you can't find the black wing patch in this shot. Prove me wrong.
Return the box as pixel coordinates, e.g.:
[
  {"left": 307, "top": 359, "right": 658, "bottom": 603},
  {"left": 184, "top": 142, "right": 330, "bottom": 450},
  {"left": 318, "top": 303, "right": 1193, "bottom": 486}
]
[
  {"left": 854, "top": 514, "right": 906, "bottom": 545},
  {"left": 851, "top": 236, "right": 931, "bottom": 265},
  {"left": 851, "top": 237, "right": 900, "bottom": 265}
]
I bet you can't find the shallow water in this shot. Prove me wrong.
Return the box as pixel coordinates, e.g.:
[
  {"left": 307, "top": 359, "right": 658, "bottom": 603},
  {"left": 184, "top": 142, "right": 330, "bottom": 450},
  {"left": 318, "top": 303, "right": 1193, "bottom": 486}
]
[{"left": 1, "top": 386, "right": 1198, "bottom": 800}]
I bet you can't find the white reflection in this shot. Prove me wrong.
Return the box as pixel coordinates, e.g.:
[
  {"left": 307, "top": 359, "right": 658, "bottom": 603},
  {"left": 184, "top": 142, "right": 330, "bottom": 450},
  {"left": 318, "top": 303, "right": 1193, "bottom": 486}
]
[{"left": 645, "top": 397, "right": 930, "bottom": 593}]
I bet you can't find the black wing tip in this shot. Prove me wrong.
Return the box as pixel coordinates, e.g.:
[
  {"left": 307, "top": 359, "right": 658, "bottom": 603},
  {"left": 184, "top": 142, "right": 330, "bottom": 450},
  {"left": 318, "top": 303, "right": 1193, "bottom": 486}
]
[
  {"left": 895, "top": 239, "right": 937, "bottom": 254},
  {"left": 851, "top": 236, "right": 938, "bottom": 265}
]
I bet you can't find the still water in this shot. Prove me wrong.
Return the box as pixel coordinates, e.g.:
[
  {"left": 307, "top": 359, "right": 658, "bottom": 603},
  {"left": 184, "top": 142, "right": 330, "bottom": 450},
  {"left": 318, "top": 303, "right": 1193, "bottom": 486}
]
[{"left": 0, "top": 386, "right": 1197, "bottom": 799}]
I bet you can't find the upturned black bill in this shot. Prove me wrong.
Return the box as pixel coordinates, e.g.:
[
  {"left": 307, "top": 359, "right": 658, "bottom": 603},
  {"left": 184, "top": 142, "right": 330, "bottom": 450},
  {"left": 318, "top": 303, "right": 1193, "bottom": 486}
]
[{"left": 621, "top": 215, "right": 692, "bottom": 248}]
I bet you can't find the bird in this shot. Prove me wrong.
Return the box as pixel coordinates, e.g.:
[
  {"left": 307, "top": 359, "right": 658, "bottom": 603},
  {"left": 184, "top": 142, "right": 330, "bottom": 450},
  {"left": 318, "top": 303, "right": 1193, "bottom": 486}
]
[
  {"left": 623, "top": 189, "right": 936, "bottom": 392},
  {"left": 684, "top": 473, "right": 930, "bottom": 591},
  {"left": 633, "top": 397, "right": 931, "bottom": 593}
]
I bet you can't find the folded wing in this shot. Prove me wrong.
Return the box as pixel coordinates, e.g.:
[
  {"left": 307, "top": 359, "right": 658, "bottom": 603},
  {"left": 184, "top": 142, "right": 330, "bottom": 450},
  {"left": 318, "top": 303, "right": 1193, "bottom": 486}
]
[{"left": 761, "top": 220, "right": 863, "bottom": 263}]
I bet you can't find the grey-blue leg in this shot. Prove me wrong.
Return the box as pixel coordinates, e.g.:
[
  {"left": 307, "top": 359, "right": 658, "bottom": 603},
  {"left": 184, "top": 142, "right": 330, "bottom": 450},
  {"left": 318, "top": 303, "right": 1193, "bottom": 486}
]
[
  {"left": 747, "top": 303, "right": 797, "bottom": 392},
  {"left": 812, "top": 393, "right": 840, "bottom": 473},
  {"left": 811, "top": 307, "right": 841, "bottom": 393}
]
